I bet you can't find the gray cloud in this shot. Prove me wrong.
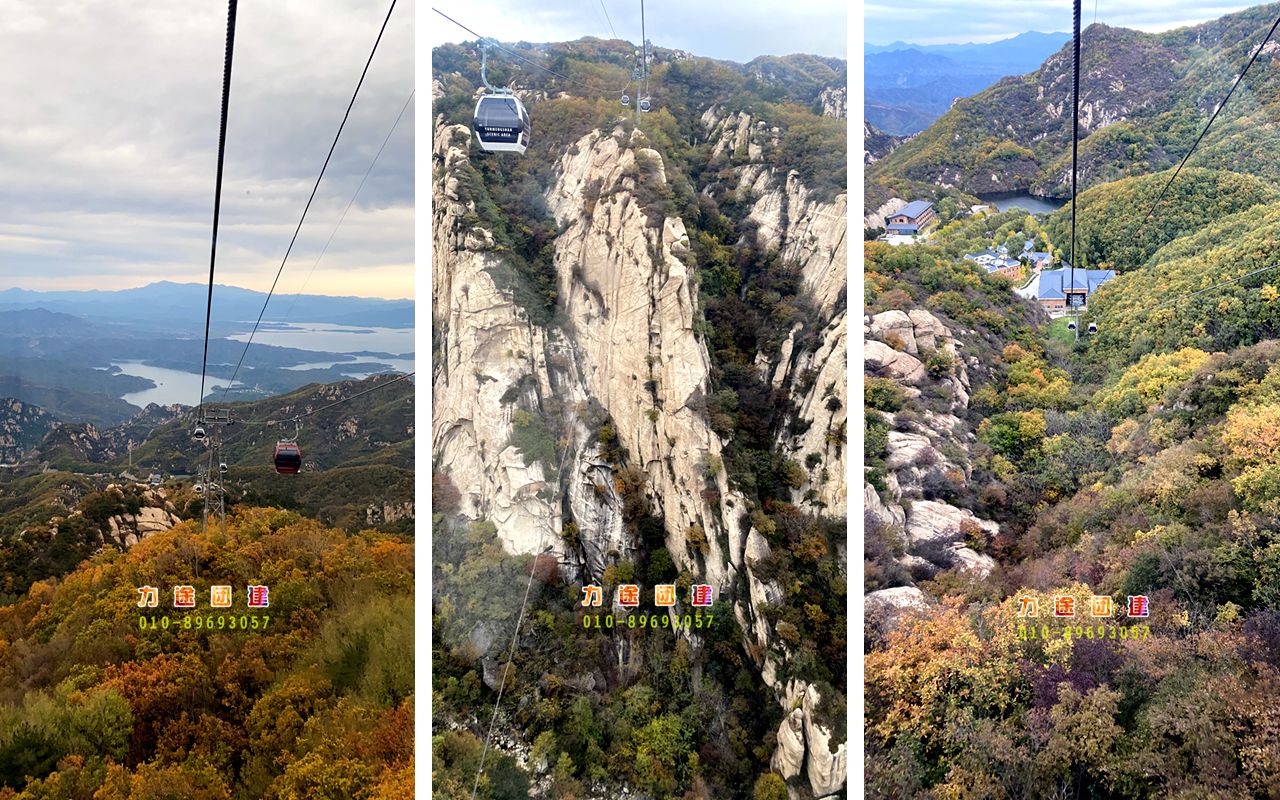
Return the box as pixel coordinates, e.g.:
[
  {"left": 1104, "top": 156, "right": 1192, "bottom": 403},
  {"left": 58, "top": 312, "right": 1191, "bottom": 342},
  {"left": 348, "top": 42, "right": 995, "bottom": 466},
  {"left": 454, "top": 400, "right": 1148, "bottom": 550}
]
[
  {"left": 865, "top": 1, "right": 1258, "bottom": 45},
  {"left": 0, "top": 0, "right": 414, "bottom": 299},
  {"left": 429, "top": 0, "right": 847, "bottom": 63}
]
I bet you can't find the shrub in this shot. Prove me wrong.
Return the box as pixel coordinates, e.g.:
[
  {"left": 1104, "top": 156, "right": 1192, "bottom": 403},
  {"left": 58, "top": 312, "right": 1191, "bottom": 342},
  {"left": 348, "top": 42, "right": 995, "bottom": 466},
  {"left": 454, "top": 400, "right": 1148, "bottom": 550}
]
[{"left": 865, "top": 377, "right": 905, "bottom": 412}]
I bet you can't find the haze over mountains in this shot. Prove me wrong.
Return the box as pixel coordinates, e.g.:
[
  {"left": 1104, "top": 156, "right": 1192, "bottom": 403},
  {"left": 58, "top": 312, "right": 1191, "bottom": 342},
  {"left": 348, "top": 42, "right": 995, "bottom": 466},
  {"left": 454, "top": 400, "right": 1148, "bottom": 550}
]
[
  {"left": 864, "top": 31, "right": 1069, "bottom": 134},
  {"left": 0, "top": 280, "right": 413, "bottom": 334}
]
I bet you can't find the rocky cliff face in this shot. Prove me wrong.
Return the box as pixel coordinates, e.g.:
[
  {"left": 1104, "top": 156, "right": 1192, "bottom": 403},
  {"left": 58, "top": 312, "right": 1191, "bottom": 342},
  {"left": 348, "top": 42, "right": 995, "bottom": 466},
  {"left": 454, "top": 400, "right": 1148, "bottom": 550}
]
[
  {"left": 366, "top": 500, "right": 414, "bottom": 527},
  {"left": 434, "top": 107, "right": 847, "bottom": 796},
  {"left": 434, "top": 120, "right": 743, "bottom": 586},
  {"left": 47, "top": 484, "right": 182, "bottom": 550},
  {"left": 102, "top": 488, "right": 182, "bottom": 548},
  {"left": 770, "top": 681, "right": 847, "bottom": 797},
  {"left": 0, "top": 398, "right": 55, "bottom": 464},
  {"left": 34, "top": 402, "right": 183, "bottom": 466},
  {"left": 546, "top": 128, "right": 746, "bottom": 588},
  {"left": 863, "top": 122, "right": 904, "bottom": 166},
  {"left": 819, "top": 86, "right": 847, "bottom": 120},
  {"left": 432, "top": 123, "right": 564, "bottom": 561},
  {"left": 702, "top": 106, "right": 848, "bottom": 519}
]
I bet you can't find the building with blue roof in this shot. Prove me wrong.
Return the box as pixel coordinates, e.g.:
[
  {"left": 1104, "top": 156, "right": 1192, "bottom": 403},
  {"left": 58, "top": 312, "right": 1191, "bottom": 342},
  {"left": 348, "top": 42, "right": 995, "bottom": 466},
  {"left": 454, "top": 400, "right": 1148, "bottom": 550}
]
[
  {"left": 885, "top": 200, "right": 937, "bottom": 236},
  {"left": 1024, "top": 250, "right": 1052, "bottom": 268},
  {"left": 964, "top": 248, "right": 1023, "bottom": 279},
  {"left": 1036, "top": 266, "right": 1116, "bottom": 312}
]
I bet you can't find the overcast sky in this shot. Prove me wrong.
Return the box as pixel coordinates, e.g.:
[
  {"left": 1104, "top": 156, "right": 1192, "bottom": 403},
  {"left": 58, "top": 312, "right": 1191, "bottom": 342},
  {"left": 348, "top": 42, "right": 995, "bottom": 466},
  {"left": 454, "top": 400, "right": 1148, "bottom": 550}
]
[
  {"left": 428, "top": 0, "right": 847, "bottom": 63},
  {"left": 865, "top": 1, "right": 1259, "bottom": 46},
  {"left": 0, "top": 0, "right": 413, "bottom": 300}
]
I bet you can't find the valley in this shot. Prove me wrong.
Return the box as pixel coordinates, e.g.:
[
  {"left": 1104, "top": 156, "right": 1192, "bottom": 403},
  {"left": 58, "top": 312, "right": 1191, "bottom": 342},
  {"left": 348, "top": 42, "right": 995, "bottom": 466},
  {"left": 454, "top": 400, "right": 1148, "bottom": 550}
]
[
  {"left": 864, "top": 3, "right": 1280, "bottom": 797},
  {"left": 434, "top": 35, "right": 847, "bottom": 800},
  {"left": 0, "top": 2, "right": 416, "bottom": 796},
  {"left": 868, "top": 5, "right": 1280, "bottom": 212}
]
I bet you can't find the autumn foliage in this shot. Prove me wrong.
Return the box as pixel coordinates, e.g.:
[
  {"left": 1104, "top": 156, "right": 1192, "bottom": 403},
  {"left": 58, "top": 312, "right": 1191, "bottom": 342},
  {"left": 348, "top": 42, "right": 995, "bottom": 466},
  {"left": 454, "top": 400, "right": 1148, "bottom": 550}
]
[{"left": 0, "top": 507, "right": 412, "bottom": 798}]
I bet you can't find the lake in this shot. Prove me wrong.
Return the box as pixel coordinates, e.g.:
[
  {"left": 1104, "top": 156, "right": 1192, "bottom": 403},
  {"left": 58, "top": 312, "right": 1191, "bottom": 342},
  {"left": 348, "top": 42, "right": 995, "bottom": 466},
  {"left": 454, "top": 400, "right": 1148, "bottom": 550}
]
[
  {"left": 977, "top": 191, "right": 1067, "bottom": 215},
  {"left": 114, "top": 321, "right": 416, "bottom": 407},
  {"left": 115, "top": 362, "right": 206, "bottom": 408},
  {"left": 226, "top": 322, "right": 414, "bottom": 356}
]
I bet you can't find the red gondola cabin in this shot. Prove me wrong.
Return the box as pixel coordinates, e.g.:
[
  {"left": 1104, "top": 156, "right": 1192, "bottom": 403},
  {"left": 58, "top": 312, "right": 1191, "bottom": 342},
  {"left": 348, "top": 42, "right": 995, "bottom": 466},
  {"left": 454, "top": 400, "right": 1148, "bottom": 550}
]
[{"left": 273, "top": 442, "right": 301, "bottom": 474}]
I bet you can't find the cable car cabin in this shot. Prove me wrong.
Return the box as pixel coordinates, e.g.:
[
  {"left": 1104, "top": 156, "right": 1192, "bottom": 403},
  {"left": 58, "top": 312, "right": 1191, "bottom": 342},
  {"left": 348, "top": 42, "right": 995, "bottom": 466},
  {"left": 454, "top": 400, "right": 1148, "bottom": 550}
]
[
  {"left": 1087, "top": 322, "right": 1098, "bottom": 335},
  {"left": 473, "top": 94, "right": 530, "bottom": 154},
  {"left": 192, "top": 425, "right": 206, "bottom": 441},
  {"left": 273, "top": 442, "right": 302, "bottom": 475}
]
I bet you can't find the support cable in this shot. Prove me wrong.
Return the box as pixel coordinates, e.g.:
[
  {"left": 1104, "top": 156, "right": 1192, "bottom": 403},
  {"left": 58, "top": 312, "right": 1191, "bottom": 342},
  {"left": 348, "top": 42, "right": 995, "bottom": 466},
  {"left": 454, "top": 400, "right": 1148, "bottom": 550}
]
[{"left": 198, "top": 0, "right": 240, "bottom": 411}]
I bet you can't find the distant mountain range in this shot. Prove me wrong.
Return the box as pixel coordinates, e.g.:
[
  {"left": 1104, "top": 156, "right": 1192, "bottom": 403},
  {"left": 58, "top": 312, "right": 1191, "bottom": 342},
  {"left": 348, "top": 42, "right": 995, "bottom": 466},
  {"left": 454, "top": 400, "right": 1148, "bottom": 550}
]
[
  {"left": 868, "top": 6, "right": 1280, "bottom": 199},
  {"left": 864, "top": 31, "right": 1069, "bottom": 134},
  {"left": 0, "top": 281, "right": 413, "bottom": 335}
]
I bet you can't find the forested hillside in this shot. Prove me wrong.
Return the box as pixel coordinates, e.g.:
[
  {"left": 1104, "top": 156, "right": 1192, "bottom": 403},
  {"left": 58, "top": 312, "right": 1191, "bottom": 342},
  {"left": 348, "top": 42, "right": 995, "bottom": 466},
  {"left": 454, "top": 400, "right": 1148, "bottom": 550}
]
[
  {"left": 0, "top": 375, "right": 414, "bottom": 606},
  {"left": 1067, "top": 188, "right": 1280, "bottom": 381}
]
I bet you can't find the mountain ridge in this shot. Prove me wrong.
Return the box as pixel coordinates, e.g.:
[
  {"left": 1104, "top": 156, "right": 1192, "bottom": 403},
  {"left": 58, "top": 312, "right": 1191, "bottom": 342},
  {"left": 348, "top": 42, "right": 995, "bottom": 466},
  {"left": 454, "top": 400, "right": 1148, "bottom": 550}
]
[{"left": 0, "top": 281, "right": 414, "bottom": 333}]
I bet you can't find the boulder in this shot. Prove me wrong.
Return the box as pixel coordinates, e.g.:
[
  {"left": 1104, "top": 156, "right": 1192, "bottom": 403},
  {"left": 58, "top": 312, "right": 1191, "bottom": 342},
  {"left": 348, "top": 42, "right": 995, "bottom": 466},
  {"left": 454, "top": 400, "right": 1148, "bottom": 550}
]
[
  {"left": 869, "top": 308, "right": 956, "bottom": 357},
  {"left": 869, "top": 310, "right": 918, "bottom": 353},
  {"left": 865, "top": 340, "right": 926, "bottom": 385},
  {"left": 884, "top": 431, "right": 936, "bottom": 471},
  {"left": 905, "top": 500, "right": 998, "bottom": 546},
  {"left": 865, "top": 585, "right": 930, "bottom": 614},
  {"left": 947, "top": 544, "right": 997, "bottom": 578},
  {"left": 866, "top": 585, "right": 932, "bottom": 634},
  {"left": 864, "top": 483, "right": 905, "bottom": 532},
  {"left": 906, "top": 309, "right": 953, "bottom": 354}
]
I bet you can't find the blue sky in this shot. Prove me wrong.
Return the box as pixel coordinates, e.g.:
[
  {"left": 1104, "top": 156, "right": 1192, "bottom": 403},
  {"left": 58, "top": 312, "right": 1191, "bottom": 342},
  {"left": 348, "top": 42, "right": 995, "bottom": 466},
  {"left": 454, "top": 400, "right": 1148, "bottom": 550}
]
[
  {"left": 0, "top": 0, "right": 414, "bottom": 298},
  {"left": 865, "top": 1, "right": 1259, "bottom": 46}
]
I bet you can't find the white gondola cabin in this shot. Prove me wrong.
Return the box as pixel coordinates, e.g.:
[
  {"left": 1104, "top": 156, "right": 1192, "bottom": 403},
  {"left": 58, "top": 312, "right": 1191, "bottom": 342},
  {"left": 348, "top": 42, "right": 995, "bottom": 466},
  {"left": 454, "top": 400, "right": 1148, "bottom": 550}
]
[{"left": 473, "top": 94, "right": 530, "bottom": 154}]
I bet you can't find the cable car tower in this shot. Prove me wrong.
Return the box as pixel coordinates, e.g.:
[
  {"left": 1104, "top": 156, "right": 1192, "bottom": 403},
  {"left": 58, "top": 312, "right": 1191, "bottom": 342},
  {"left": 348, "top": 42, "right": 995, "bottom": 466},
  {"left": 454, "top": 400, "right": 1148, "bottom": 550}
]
[{"left": 196, "top": 406, "right": 234, "bottom": 533}]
